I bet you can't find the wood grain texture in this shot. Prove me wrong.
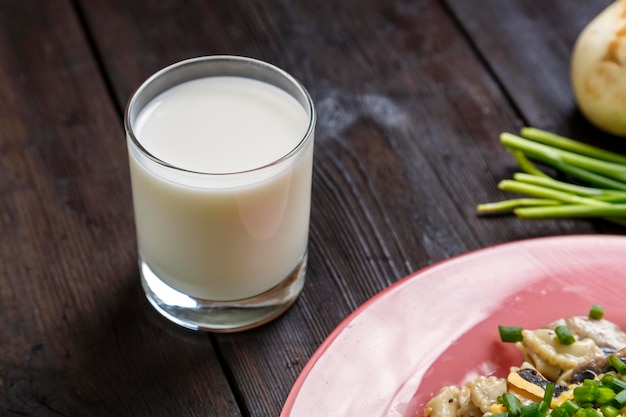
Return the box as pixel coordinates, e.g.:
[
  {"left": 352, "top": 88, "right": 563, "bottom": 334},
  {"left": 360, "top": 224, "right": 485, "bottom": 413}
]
[
  {"left": 1, "top": 0, "right": 624, "bottom": 416},
  {"left": 0, "top": 1, "right": 238, "bottom": 416},
  {"left": 446, "top": 0, "right": 619, "bottom": 138}
]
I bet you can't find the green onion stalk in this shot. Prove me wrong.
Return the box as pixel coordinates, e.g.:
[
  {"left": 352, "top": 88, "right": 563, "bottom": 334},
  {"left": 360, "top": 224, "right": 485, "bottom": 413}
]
[{"left": 477, "top": 128, "right": 626, "bottom": 226}]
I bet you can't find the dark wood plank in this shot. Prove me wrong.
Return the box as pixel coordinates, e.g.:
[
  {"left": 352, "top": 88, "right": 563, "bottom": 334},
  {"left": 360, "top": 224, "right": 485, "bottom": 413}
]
[
  {"left": 75, "top": 0, "right": 624, "bottom": 415},
  {"left": 446, "top": 0, "right": 623, "bottom": 145},
  {"left": 0, "top": 1, "right": 239, "bottom": 416}
]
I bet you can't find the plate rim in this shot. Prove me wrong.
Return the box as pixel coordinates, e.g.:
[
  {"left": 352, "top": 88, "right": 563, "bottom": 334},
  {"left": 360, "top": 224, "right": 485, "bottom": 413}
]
[{"left": 281, "top": 233, "right": 626, "bottom": 416}]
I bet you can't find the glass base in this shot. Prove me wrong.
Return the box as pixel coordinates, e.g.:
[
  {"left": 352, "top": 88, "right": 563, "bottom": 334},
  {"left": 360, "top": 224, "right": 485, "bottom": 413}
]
[{"left": 140, "top": 253, "right": 307, "bottom": 332}]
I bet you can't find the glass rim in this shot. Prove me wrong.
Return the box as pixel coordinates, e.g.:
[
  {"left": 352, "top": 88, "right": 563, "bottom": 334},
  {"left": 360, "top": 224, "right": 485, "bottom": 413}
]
[{"left": 124, "top": 55, "right": 316, "bottom": 176}]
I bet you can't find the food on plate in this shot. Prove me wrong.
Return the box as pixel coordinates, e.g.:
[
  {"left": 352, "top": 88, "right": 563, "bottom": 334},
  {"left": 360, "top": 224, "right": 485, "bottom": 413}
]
[
  {"left": 571, "top": 0, "right": 626, "bottom": 137},
  {"left": 423, "top": 306, "right": 626, "bottom": 417}
]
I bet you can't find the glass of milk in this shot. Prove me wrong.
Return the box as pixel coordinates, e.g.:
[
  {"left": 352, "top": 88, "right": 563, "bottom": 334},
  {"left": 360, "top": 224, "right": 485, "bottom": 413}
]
[{"left": 125, "top": 56, "right": 315, "bottom": 332}]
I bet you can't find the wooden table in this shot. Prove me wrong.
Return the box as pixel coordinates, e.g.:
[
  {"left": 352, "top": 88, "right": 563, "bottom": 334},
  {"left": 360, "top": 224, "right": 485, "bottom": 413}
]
[{"left": 1, "top": 1, "right": 624, "bottom": 416}]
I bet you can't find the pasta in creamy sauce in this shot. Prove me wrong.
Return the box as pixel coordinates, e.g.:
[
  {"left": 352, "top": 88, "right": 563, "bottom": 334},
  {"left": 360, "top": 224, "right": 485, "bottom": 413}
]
[{"left": 423, "top": 313, "right": 626, "bottom": 417}]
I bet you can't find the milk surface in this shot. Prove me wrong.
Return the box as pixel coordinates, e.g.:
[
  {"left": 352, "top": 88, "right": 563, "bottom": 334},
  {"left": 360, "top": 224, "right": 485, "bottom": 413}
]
[
  {"left": 128, "top": 76, "right": 313, "bottom": 301},
  {"left": 135, "top": 76, "right": 309, "bottom": 173}
]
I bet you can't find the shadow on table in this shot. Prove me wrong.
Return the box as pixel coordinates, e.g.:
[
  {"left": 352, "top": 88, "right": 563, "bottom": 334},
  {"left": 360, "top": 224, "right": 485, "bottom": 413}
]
[
  {"left": 73, "top": 273, "right": 239, "bottom": 416},
  {"left": 0, "top": 266, "right": 242, "bottom": 417},
  {"left": 44, "top": 273, "right": 233, "bottom": 416}
]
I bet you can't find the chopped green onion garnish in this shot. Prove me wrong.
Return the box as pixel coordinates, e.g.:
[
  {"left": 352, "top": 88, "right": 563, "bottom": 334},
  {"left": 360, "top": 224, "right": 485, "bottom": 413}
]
[
  {"left": 615, "top": 389, "right": 626, "bottom": 407},
  {"left": 601, "top": 374, "right": 626, "bottom": 392},
  {"left": 555, "top": 325, "right": 576, "bottom": 345},
  {"left": 589, "top": 304, "right": 605, "bottom": 320},
  {"left": 560, "top": 400, "right": 580, "bottom": 416},
  {"left": 499, "top": 326, "right": 524, "bottom": 343},
  {"left": 608, "top": 355, "right": 626, "bottom": 375},
  {"left": 542, "top": 384, "right": 555, "bottom": 404},
  {"left": 577, "top": 409, "right": 601, "bottom": 417},
  {"left": 583, "top": 378, "right": 599, "bottom": 387},
  {"left": 520, "top": 401, "right": 542, "bottom": 417},
  {"left": 594, "top": 386, "right": 616, "bottom": 404},
  {"left": 550, "top": 407, "right": 569, "bottom": 417},
  {"left": 501, "top": 393, "right": 522, "bottom": 417},
  {"left": 539, "top": 384, "right": 554, "bottom": 416},
  {"left": 600, "top": 404, "right": 620, "bottom": 417},
  {"left": 574, "top": 385, "right": 596, "bottom": 404}
]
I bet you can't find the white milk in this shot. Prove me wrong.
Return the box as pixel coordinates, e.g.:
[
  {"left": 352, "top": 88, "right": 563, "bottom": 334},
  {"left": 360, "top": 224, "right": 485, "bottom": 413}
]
[{"left": 128, "top": 76, "right": 313, "bottom": 301}]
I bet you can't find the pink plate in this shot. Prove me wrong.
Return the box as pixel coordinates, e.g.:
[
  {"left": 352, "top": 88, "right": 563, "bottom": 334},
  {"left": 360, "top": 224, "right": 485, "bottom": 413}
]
[{"left": 281, "top": 235, "right": 626, "bottom": 417}]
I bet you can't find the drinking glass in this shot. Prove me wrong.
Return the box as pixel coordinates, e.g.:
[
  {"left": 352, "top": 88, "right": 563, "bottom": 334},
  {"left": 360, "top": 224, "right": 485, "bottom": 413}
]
[{"left": 124, "top": 56, "right": 315, "bottom": 332}]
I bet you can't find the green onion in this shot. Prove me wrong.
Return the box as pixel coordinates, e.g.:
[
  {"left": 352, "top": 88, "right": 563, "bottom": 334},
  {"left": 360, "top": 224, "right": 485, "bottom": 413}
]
[
  {"left": 601, "top": 374, "right": 626, "bottom": 392},
  {"left": 614, "top": 389, "right": 626, "bottom": 407},
  {"left": 583, "top": 378, "right": 600, "bottom": 388},
  {"left": 608, "top": 355, "right": 626, "bottom": 375},
  {"left": 542, "top": 158, "right": 626, "bottom": 192},
  {"left": 520, "top": 127, "right": 626, "bottom": 165},
  {"left": 542, "top": 383, "right": 555, "bottom": 403},
  {"left": 498, "top": 180, "right": 610, "bottom": 206},
  {"left": 600, "top": 404, "right": 620, "bottom": 417},
  {"left": 595, "top": 386, "right": 616, "bottom": 404},
  {"left": 499, "top": 326, "right": 524, "bottom": 343},
  {"left": 574, "top": 385, "right": 596, "bottom": 404},
  {"left": 519, "top": 401, "right": 542, "bottom": 417},
  {"left": 511, "top": 150, "right": 551, "bottom": 178},
  {"left": 477, "top": 127, "right": 626, "bottom": 225},
  {"left": 552, "top": 401, "right": 581, "bottom": 417},
  {"left": 577, "top": 408, "right": 602, "bottom": 417},
  {"left": 555, "top": 325, "right": 576, "bottom": 345},
  {"left": 589, "top": 304, "right": 605, "bottom": 320},
  {"left": 513, "top": 205, "right": 626, "bottom": 227},
  {"left": 476, "top": 198, "right": 561, "bottom": 213},
  {"left": 501, "top": 392, "right": 523, "bottom": 417},
  {"left": 513, "top": 173, "right": 614, "bottom": 197},
  {"left": 560, "top": 400, "right": 580, "bottom": 416},
  {"left": 550, "top": 406, "right": 570, "bottom": 417},
  {"left": 500, "top": 133, "right": 626, "bottom": 182},
  {"left": 539, "top": 384, "right": 554, "bottom": 416}
]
